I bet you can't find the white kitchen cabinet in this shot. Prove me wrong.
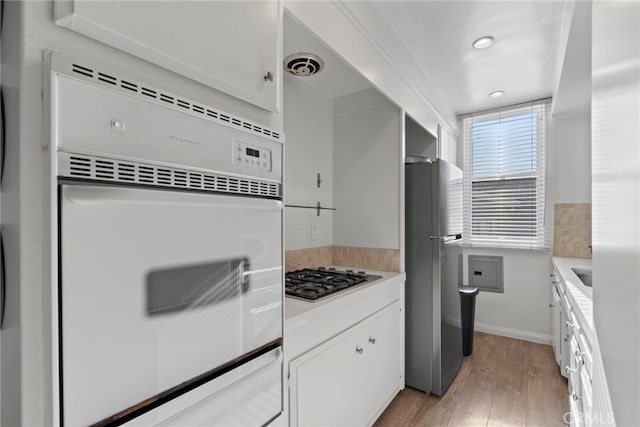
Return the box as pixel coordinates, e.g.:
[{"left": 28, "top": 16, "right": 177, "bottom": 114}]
[
  {"left": 568, "top": 336, "right": 581, "bottom": 400},
  {"left": 53, "top": 1, "right": 281, "bottom": 112},
  {"left": 552, "top": 260, "right": 596, "bottom": 426},
  {"left": 580, "top": 365, "right": 594, "bottom": 427},
  {"left": 437, "top": 124, "right": 457, "bottom": 165},
  {"left": 551, "top": 271, "right": 562, "bottom": 365},
  {"left": 289, "top": 301, "right": 401, "bottom": 426},
  {"left": 560, "top": 294, "right": 572, "bottom": 379}
]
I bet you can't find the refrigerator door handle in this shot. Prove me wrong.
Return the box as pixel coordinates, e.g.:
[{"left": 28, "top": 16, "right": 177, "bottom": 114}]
[{"left": 429, "top": 234, "right": 462, "bottom": 242}]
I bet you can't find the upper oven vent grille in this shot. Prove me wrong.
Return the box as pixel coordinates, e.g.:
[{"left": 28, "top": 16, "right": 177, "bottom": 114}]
[
  {"left": 60, "top": 152, "right": 281, "bottom": 198},
  {"left": 66, "top": 62, "right": 282, "bottom": 142}
]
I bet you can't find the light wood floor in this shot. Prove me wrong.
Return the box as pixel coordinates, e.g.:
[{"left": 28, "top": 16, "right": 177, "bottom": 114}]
[{"left": 375, "top": 332, "right": 568, "bottom": 427}]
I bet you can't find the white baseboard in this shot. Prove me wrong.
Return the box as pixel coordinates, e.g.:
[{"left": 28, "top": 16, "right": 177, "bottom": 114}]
[
  {"left": 474, "top": 321, "right": 552, "bottom": 345},
  {"left": 443, "top": 315, "right": 552, "bottom": 345}
]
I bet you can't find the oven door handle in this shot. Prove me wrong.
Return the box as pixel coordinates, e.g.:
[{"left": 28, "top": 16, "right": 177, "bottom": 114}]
[{"left": 62, "top": 184, "right": 283, "bottom": 209}]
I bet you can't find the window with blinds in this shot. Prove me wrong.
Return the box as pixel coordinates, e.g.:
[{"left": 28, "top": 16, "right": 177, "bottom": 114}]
[{"left": 461, "top": 101, "right": 549, "bottom": 249}]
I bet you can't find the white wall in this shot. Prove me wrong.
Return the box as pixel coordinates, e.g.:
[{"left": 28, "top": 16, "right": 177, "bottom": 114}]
[
  {"left": 333, "top": 88, "right": 402, "bottom": 249},
  {"left": 592, "top": 2, "right": 640, "bottom": 424},
  {"left": 457, "top": 108, "right": 591, "bottom": 344},
  {"left": 460, "top": 248, "right": 553, "bottom": 343},
  {"left": 283, "top": 75, "right": 334, "bottom": 250},
  {"left": 551, "top": 1, "right": 591, "bottom": 118},
  {"left": 405, "top": 116, "right": 437, "bottom": 160},
  {"left": 547, "top": 112, "right": 592, "bottom": 203}
]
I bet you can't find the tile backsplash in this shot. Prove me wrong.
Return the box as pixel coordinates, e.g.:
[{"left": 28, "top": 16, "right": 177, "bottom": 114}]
[
  {"left": 285, "top": 246, "right": 333, "bottom": 272},
  {"left": 285, "top": 246, "right": 401, "bottom": 272},
  {"left": 332, "top": 246, "right": 401, "bottom": 272},
  {"left": 553, "top": 203, "right": 592, "bottom": 258}
]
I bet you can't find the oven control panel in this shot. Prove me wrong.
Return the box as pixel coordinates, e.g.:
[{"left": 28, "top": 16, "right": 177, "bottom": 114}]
[{"left": 233, "top": 141, "right": 272, "bottom": 172}]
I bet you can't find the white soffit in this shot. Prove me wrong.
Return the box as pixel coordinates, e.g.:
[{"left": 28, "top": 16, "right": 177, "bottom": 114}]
[
  {"left": 283, "top": 13, "right": 372, "bottom": 99},
  {"left": 552, "top": 1, "right": 592, "bottom": 117}
]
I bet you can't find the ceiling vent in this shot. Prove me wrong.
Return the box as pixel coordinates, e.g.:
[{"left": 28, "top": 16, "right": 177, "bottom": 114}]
[{"left": 284, "top": 53, "right": 324, "bottom": 77}]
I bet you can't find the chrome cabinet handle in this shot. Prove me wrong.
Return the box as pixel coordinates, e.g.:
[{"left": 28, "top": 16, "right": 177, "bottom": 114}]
[
  {"left": 571, "top": 393, "right": 582, "bottom": 401},
  {"left": 369, "top": 337, "right": 376, "bottom": 345},
  {"left": 356, "top": 347, "right": 364, "bottom": 355},
  {"left": 566, "top": 321, "right": 576, "bottom": 329},
  {"left": 564, "top": 335, "right": 571, "bottom": 342},
  {"left": 263, "top": 71, "right": 274, "bottom": 82},
  {"left": 565, "top": 366, "right": 576, "bottom": 374}
]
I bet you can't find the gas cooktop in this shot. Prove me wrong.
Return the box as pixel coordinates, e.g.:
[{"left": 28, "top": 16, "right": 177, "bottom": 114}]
[{"left": 285, "top": 267, "right": 382, "bottom": 302}]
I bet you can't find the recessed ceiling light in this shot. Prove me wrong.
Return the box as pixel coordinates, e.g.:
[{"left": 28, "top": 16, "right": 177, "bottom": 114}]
[
  {"left": 472, "top": 36, "right": 494, "bottom": 50},
  {"left": 490, "top": 90, "right": 505, "bottom": 98}
]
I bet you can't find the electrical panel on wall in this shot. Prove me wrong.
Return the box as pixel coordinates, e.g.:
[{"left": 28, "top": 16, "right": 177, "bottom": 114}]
[{"left": 468, "top": 255, "right": 504, "bottom": 293}]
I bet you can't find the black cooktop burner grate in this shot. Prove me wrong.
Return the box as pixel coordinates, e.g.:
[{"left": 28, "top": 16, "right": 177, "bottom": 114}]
[{"left": 285, "top": 267, "right": 382, "bottom": 301}]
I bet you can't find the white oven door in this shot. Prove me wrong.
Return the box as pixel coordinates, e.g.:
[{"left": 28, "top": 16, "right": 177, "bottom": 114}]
[{"left": 59, "top": 185, "right": 282, "bottom": 426}]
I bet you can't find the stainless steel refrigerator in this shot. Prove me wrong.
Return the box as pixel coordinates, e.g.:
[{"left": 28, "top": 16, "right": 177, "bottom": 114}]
[{"left": 405, "top": 157, "right": 464, "bottom": 396}]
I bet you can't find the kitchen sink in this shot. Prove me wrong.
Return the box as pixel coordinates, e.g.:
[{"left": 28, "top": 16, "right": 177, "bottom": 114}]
[{"left": 572, "top": 268, "right": 593, "bottom": 287}]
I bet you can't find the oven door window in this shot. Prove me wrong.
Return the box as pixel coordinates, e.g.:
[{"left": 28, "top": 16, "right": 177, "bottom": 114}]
[
  {"left": 146, "top": 258, "right": 249, "bottom": 316},
  {"left": 59, "top": 185, "right": 282, "bottom": 426}
]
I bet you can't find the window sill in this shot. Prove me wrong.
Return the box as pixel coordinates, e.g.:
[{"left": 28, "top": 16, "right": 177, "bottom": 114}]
[{"left": 462, "top": 244, "right": 551, "bottom": 252}]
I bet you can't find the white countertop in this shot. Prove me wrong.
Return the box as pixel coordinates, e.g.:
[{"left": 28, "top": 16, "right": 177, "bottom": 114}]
[
  {"left": 552, "top": 256, "right": 594, "bottom": 341},
  {"left": 285, "top": 267, "right": 404, "bottom": 323}
]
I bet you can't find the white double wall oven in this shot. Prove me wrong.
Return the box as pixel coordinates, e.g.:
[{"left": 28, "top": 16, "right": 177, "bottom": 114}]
[{"left": 47, "top": 54, "right": 284, "bottom": 426}]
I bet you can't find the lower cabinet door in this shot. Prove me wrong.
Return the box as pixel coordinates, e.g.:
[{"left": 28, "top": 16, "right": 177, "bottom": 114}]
[
  {"left": 551, "top": 284, "right": 561, "bottom": 365},
  {"left": 580, "top": 367, "right": 594, "bottom": 427},
  {"left": 362, "top": 303, "right": 403, "bottom": 423},
  {"left": 569, "top": 397, "right": 584, "bottom": 427},
  {"left": 560, "top": 299, "right": 571, "bottom": 378},
  {"left": 289, "top": 301, "right": 401, "bottom": 426}
]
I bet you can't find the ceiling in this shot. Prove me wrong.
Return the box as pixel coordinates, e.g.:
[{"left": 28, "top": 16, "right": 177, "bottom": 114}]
[
  {"left": 284, "top": 1, "right": 569, "bottom": 117},
  {"left": 283, "top": 14, "right": 372, "bottom": 99},
  {"left": 371, "top": 1, "right": 568, "bottom": 115}
]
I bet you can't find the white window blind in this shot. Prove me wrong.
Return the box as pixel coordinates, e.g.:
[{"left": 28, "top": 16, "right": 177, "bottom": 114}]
[{"left": 461, "top": 101, "right": 549, "bottom": 249}]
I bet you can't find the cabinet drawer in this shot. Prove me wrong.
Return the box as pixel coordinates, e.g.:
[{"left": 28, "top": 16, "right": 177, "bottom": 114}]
[
  {"left": 289, "top": 301, "right": 401, "bottom": 426},
  {"left": 561, "top": 294, "right": 572, "bottom": 319},
  {"left": 567, "top": 309, "right": 581, "bottom": 337},
  {"left": 568, "top": 336, "right": 580, "bottom": 397},
  {"left": 578, "top": 332, "right": 593, "bottom": 378},
  {"left": 552, "top": 269, "right": 565, "bottom": 295}
]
